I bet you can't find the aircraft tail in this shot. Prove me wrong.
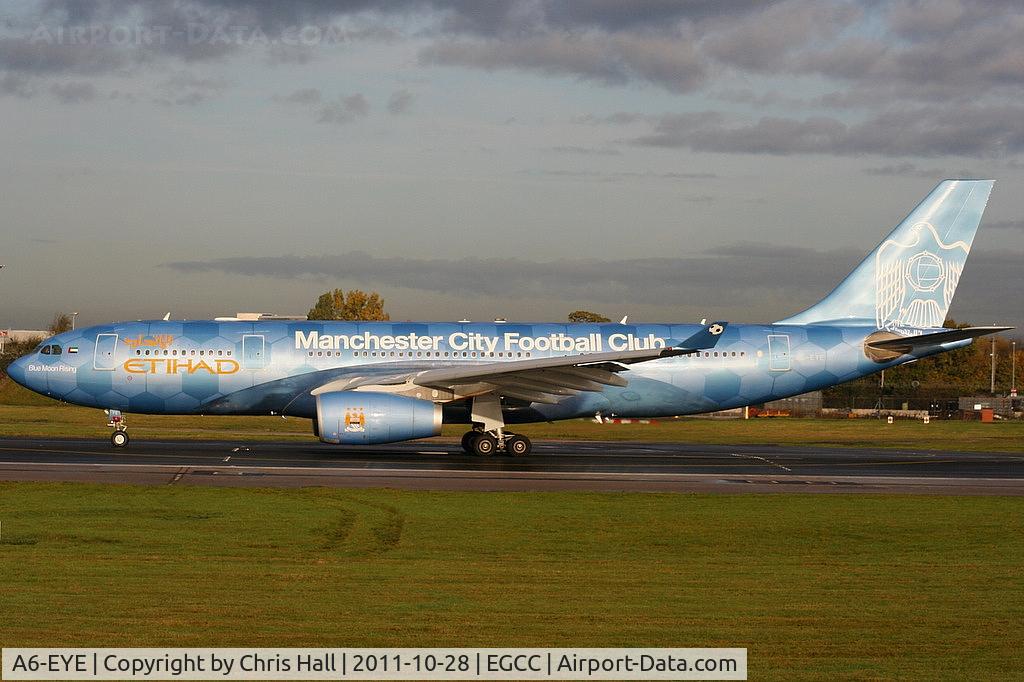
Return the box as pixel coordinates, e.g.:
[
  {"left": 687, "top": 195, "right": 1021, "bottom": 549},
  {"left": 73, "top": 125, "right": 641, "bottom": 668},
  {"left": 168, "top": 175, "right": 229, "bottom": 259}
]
[{"left": 776, "top": 179, "right": 994, "bottom": 330}]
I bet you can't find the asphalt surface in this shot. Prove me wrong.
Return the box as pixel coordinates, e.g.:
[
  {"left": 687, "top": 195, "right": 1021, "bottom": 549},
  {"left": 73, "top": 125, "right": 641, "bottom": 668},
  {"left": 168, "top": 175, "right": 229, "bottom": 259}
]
[{"left": 0, "top": 437, "right": 1022, "bottom": 494}]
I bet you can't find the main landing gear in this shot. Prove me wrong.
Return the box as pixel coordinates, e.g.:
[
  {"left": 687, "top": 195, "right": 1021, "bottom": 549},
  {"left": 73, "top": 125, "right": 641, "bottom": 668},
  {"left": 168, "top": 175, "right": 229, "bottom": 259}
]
[
  {"left": 459, "top": 393, "right": 532, "bottom": 456},
  {"left": 460, "top": 429, "right": 532, "bottom": 456},
  {"left": 106, "top": 409, "right": 129, "bottom": 448}
]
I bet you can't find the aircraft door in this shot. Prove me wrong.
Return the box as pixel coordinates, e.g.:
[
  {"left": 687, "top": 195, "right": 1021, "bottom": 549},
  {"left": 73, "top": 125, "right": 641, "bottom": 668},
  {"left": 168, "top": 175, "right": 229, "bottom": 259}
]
[
  {"left": 242, "top": 334, "right": 266, "bottom": 369},
  {"left": 767, "top": 334, "right": 791, "bottom": 371},
  {"left": 93, "top": 334, "right": 119, "bottom": 370}
]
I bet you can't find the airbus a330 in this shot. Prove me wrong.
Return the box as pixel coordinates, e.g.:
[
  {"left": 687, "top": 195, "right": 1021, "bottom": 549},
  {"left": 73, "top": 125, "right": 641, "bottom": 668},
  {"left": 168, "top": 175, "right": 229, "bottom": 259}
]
[{"left": 8, "top": 180, "right": 1009, "bottom": 455}]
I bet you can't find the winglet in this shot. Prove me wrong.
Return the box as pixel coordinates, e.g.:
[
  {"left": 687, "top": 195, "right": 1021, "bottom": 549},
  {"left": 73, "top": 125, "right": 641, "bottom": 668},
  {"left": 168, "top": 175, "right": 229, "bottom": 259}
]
[{"left": 672, "top": 321, "right": 728, "bottom": 353}]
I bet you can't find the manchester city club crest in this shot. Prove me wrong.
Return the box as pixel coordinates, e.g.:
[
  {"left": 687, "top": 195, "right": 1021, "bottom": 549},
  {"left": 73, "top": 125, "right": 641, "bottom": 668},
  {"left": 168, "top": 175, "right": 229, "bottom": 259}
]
[{"left": 344, "top": 406, "right": 366, "bottom": 433}]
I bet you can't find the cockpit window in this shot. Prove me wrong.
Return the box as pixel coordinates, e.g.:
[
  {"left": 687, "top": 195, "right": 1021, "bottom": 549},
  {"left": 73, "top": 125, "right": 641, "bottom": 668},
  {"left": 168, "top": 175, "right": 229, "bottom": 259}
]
[
  {"left": 50, "top": 345, "right": 62, "bottom": 355},
  {"left": 40, "top": 345, "right": 51, "bottom": 355}
]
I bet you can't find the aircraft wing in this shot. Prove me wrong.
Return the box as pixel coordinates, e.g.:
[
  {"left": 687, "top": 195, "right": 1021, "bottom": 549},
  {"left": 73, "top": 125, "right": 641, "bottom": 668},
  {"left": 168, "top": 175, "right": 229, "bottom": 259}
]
[
  {"left": 866, "top": 326, "right": 1012, "bottom": 354},
  {"left": 311, "top": 322, "right": 728, "bottom": 404}
]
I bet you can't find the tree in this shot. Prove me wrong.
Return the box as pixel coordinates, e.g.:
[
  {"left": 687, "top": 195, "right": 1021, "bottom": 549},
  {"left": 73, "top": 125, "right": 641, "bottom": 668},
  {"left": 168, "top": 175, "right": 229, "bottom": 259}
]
[
  {"left": 307, "top": 289, "right": 390, "bottom": 321},
  {"left": 48, "top": 313, "right": 73, "bottom": 334},
  {"left": 568, "top": 310, "right": 611, "bottom": 323}
]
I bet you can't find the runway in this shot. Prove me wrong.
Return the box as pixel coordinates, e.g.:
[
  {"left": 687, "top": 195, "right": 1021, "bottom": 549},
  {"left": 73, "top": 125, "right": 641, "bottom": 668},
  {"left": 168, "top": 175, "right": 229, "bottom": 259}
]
[{"left": 0, "top": 436, "right": 1022, "bottom": 494}]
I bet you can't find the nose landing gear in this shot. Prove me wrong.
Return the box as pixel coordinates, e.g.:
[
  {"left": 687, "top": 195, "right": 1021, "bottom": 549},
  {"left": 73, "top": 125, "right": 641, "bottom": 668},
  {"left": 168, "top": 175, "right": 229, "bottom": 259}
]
[{"left": 106, "top": 409, "right": 129, "bottom": 448}]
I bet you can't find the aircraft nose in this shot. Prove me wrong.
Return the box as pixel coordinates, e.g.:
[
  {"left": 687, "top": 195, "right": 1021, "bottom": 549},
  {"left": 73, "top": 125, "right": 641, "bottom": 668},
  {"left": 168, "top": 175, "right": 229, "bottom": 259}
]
[{"left": 6, "top": 355, "right": 29, "bottom": 388}]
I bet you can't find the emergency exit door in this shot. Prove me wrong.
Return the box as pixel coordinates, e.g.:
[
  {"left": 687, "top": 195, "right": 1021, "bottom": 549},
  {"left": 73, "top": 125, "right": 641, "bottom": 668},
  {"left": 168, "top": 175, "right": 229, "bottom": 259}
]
[
  {"left": 93, "top": 334, "right": 119, "bottom": 370},
  {"left": 242, "top": 334, "right": 266, "bottom": 369},
  {"left": 767, "top": 334, "right": 791, "bottom": 371}
]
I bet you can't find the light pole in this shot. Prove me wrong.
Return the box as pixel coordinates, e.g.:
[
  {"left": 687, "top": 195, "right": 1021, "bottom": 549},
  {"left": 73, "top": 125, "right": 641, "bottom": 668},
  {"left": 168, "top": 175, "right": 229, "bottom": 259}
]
[
  {"left": 991, "top": 336, "right": 997, "bottom": 395},
  {"left": 71, "top": 312, "right": 79, "bottom": 331},
  {"left": 1013, "top": 341, "right": 1017, "bottom": 396}
]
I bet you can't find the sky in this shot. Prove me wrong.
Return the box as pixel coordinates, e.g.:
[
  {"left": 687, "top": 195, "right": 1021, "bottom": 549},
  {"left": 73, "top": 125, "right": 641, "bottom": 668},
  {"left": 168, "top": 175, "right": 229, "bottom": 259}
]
[{"left": 1, "top": 0, "right": 1022, "bottom": 333}]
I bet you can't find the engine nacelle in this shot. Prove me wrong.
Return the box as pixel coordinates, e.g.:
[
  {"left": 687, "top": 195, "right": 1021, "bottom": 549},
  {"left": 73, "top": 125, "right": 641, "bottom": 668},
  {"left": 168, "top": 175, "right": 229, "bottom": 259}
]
[{"left": 314, "top": 391, "right": 442, "bottom": 444}]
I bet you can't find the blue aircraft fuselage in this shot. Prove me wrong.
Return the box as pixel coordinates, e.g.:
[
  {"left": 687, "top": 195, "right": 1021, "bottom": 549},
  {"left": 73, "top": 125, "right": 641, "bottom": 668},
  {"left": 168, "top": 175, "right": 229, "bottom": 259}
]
[{"left": 7, "top": 319, "right": 963, "bottom": 423}]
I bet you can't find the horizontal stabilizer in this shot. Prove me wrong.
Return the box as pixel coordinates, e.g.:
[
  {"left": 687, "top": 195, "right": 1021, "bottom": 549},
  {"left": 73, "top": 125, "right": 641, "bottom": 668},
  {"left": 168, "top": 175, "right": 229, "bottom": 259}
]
[{"left": 866, "top": 326, "right": 1011, "bottom": 354}]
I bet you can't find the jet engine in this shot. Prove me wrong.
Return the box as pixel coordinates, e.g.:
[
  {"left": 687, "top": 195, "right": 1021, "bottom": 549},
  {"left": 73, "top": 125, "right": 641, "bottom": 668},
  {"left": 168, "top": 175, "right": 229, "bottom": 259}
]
[{"left": 314, "top": 391, "right": 442, "bottom": 444}]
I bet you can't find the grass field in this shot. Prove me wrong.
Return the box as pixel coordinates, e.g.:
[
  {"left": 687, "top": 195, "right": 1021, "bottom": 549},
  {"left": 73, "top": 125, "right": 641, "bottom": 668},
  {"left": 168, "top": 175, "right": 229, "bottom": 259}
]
[
  {"left": 1, "top": 377, "right": 1021, "bottom": 452},
  {"left": 1, "top": 483, "right": 1022, "bottom": 679}
]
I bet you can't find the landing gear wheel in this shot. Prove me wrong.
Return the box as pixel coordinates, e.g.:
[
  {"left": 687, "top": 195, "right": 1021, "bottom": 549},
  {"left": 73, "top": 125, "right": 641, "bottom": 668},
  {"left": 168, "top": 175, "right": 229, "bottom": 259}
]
[
  {"left": 472, "top": 433, "right": 497, "bottom": 456},
  {"left": 506, "top": 434, "right": 531, "bottom": 456},
  {"left": 111, "top": 431, "right": 129, "bottom": 448},
  {"left": 461, "top": 431, "right": 480, "bottom": 454}
]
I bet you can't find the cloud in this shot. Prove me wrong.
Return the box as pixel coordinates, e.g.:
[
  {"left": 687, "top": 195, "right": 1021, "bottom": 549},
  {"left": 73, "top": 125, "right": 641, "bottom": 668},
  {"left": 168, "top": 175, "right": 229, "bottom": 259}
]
[
  {"left": 702, "top": 0, "right": 860, "bottom": 72},
  {"left": 627, "top": 106, "right": 1024, "bottom": 157},
  {"left": 386, "top": 88, "right": 413, "bottom": 114},
  {"left": 572, "top": 112, "right": 646, "bottom": 126},
  {"left": 50, "top": 80, "right": 95, "bottom": 103},
  {"left": 987, "top": 219, "right": 1024, "bottom": 230},
  {"left": 163, "top": 249, "right": 842, "bottom": 304},
  {"left": 0, "top": 35, "right": 127, "bottom": 75},
  {"left": 862, "top": 162, "right": 976, "bottom": 177},
  {"left": 4, "top": 0, "right": 1023, "bottom": 168},
  {"left": 0, "top": 72, "right": 35, "bottom": 97},
  {"left": 274, "top": 87, "right": 368, "bottom": 123},
  {"left": 317, "top": 93, "right": 369, "bottom": 124},
  {"left": 151, "top": 71, "right": 229, "bottom": 106},
  {"left": 421, "top": 31, "right": 706, "bottom": 93},
  {"left": 9, "top": 0, "right": 1024, "bottom": 113},
  {"left": 519, "top": 169, "right": 716, "bottom": 183},
  {"left": 162, "top": 246, "right": 1024, "bottom": 328},
  {"left": 265, "top": 43, "right": 316, "bottom": 66},
  {"left": 544, "top": 146, "right": 622, "bottom": 156},
  {"left": 276, "top": 87, "right": 322, "bottom": 105}
]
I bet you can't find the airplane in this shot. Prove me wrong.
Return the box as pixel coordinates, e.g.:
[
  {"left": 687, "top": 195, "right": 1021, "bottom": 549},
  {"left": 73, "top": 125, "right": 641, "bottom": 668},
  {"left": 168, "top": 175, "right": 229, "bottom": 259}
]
[{"left": 6, "top": 179, "right": 1011, "bottom": 455}]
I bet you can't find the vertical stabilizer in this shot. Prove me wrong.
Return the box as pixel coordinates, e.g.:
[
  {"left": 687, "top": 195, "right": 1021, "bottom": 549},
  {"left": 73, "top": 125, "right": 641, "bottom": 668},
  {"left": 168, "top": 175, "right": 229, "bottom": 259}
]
[{"left": 777, "top": 179, "right": 994, "bottom": 330}]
